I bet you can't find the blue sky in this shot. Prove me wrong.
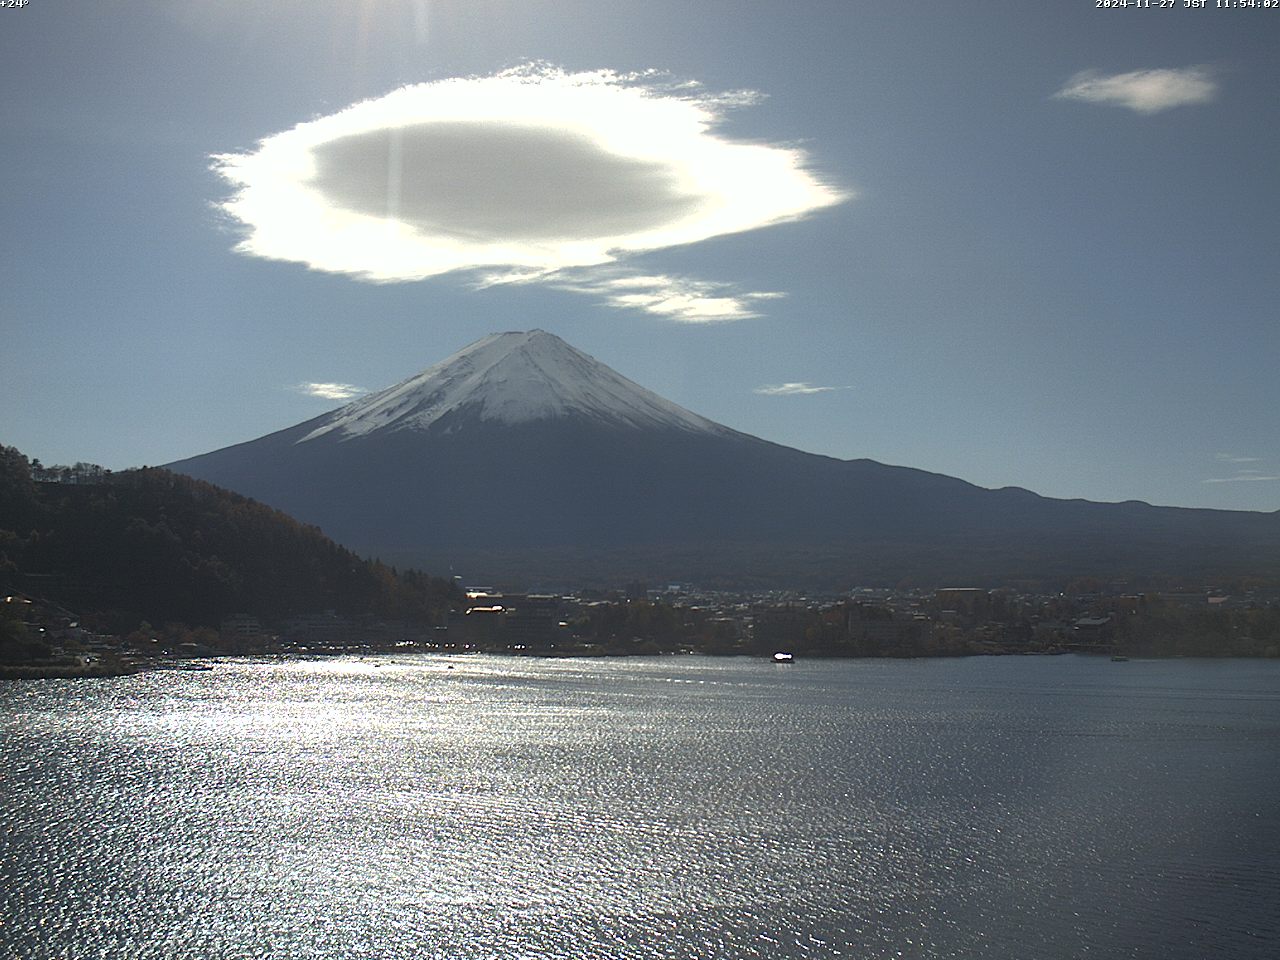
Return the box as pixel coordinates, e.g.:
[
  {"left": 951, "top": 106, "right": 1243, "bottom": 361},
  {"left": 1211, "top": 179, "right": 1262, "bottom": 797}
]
[{"left": 3, "top": 0, "right": 1277, "bottom": 511}]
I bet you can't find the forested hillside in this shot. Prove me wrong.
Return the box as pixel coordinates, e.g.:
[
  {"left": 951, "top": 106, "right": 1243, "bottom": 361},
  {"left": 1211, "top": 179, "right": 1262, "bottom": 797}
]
[{"left": 0, "top": 445, "right": 459, "bottom": 633}]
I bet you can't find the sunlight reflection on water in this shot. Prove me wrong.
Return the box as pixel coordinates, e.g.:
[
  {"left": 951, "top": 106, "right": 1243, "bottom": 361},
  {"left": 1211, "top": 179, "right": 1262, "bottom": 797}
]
[{"left": 2, "top": 655, "right": 1278, "bottom": 959}]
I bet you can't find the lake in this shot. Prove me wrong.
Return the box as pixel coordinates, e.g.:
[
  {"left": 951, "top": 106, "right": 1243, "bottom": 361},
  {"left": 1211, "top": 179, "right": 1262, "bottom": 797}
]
[{"left": 2, "top": 654, "right": 1278, "bottom": 959}]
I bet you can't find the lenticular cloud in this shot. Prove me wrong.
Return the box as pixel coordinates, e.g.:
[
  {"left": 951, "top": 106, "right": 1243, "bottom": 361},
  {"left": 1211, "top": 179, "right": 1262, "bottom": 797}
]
[{"left": 212, "top": 65, "right": 846, "bottom": 289}]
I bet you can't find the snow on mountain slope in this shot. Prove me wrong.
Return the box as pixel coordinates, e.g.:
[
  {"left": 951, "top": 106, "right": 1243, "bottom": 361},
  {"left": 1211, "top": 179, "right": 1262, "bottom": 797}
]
[{"left": 299, "top": 330, "right": 731, "bottom": 443}]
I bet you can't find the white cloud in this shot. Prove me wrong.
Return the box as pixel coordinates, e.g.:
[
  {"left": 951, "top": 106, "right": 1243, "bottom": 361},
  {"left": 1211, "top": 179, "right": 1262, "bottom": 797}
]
[
  {"left": 488, "top": 269, "right": 784, "bottom": 323},
  {"left": 1203, "top": 474, "right": 1280, "bottom": 484},
  {"left": 212, "top": 64, "right": 847, "bottom": 318},
  {"left": 754, "top": 382, "right": 844, "bottom": 396},
  {"left": 1053, "top": 67, "right": 1217, "bottom": 114},
  {"left": 1204, "top": 453, "right": 1278, "bottom": 483},
  {"left": 295, "top": 382, "right": 367, "bottom": 401}
]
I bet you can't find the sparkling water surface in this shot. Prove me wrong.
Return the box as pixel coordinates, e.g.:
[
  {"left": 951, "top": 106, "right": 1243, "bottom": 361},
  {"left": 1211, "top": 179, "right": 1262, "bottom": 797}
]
[{"left": 3, "top": 655, "right": 1278, "bottom": 959}]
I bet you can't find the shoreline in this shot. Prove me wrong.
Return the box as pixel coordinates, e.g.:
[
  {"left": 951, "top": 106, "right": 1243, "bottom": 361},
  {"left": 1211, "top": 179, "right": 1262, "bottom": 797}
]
[
  {"left": 8, "top": 647, "right": 1276, "bottom": 681},
  {"left": 0, "top": 662, "right": 146, "bottom": 681}
]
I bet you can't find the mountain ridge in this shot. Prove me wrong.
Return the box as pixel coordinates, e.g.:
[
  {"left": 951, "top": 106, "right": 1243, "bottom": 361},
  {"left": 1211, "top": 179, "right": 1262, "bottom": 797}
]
[
  {"left": 167, "top": 330, "right": 1279, "bottom": 587},
  {"left": 0, "top": 444, "right": 460, "bottom": 633}
]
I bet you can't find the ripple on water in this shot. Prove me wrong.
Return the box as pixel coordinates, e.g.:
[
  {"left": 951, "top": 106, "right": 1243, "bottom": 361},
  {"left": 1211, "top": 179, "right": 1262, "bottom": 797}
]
[{"left": 2, "top": 655, "right": 1278, "bottom": 959}]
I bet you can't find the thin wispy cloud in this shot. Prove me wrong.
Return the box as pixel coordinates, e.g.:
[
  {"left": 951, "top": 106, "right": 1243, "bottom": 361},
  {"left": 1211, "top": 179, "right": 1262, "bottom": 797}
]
[
  {"left": 1053, "top": 67, "right": 1217, "bottom": 114},
  {"left": 754, "top": 382, "right": 845, "bottom": 396},
  {"left": 213, "top": 64, "right": 847, "bottom": 320},
  {"left": 488, "top": 269, "right": 785, "bottom": 323},
  {"left": 1203, "top": 474, "right": 1280, "bottom": 484},
  {"left": 1204, "top": 453, "right": 1277, "bottom": 484},
  {"left": 295, "top": 382, "right": 367, "bottom": 401}
]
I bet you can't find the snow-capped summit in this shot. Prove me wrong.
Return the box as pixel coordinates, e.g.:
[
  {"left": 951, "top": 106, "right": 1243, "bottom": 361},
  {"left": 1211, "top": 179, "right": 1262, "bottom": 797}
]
[{"left": 299, "top": 329, "right": 729, "bottom": 442}]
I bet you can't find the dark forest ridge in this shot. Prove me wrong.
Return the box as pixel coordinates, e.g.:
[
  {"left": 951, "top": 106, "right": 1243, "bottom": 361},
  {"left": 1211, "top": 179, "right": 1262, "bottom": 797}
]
[{"left": 0, "top": 445, "right": 458, "bottom": 633}]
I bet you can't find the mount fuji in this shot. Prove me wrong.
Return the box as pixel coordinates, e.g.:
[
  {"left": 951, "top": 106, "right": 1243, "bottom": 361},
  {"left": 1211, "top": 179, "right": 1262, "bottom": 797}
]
[{"left": 167, "top": 330, "right": 1279, "bottom": 587}]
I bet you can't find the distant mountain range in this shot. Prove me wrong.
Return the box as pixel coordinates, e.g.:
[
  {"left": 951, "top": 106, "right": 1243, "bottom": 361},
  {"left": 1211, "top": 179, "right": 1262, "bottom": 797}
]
[{"left": 167, "top": 330, "right": 1280, "bottom": 588}]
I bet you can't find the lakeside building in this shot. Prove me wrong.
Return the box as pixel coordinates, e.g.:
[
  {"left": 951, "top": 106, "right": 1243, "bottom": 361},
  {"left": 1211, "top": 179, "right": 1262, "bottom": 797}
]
[
  {"left": 219, "top": 614, "right": 265, "bottom": 649},
  {"left": 934, "top": 588, "right": 988, "bottom": 617},
  {"left": 450, "top": 592, "right": 563, "bottom": 649}
]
